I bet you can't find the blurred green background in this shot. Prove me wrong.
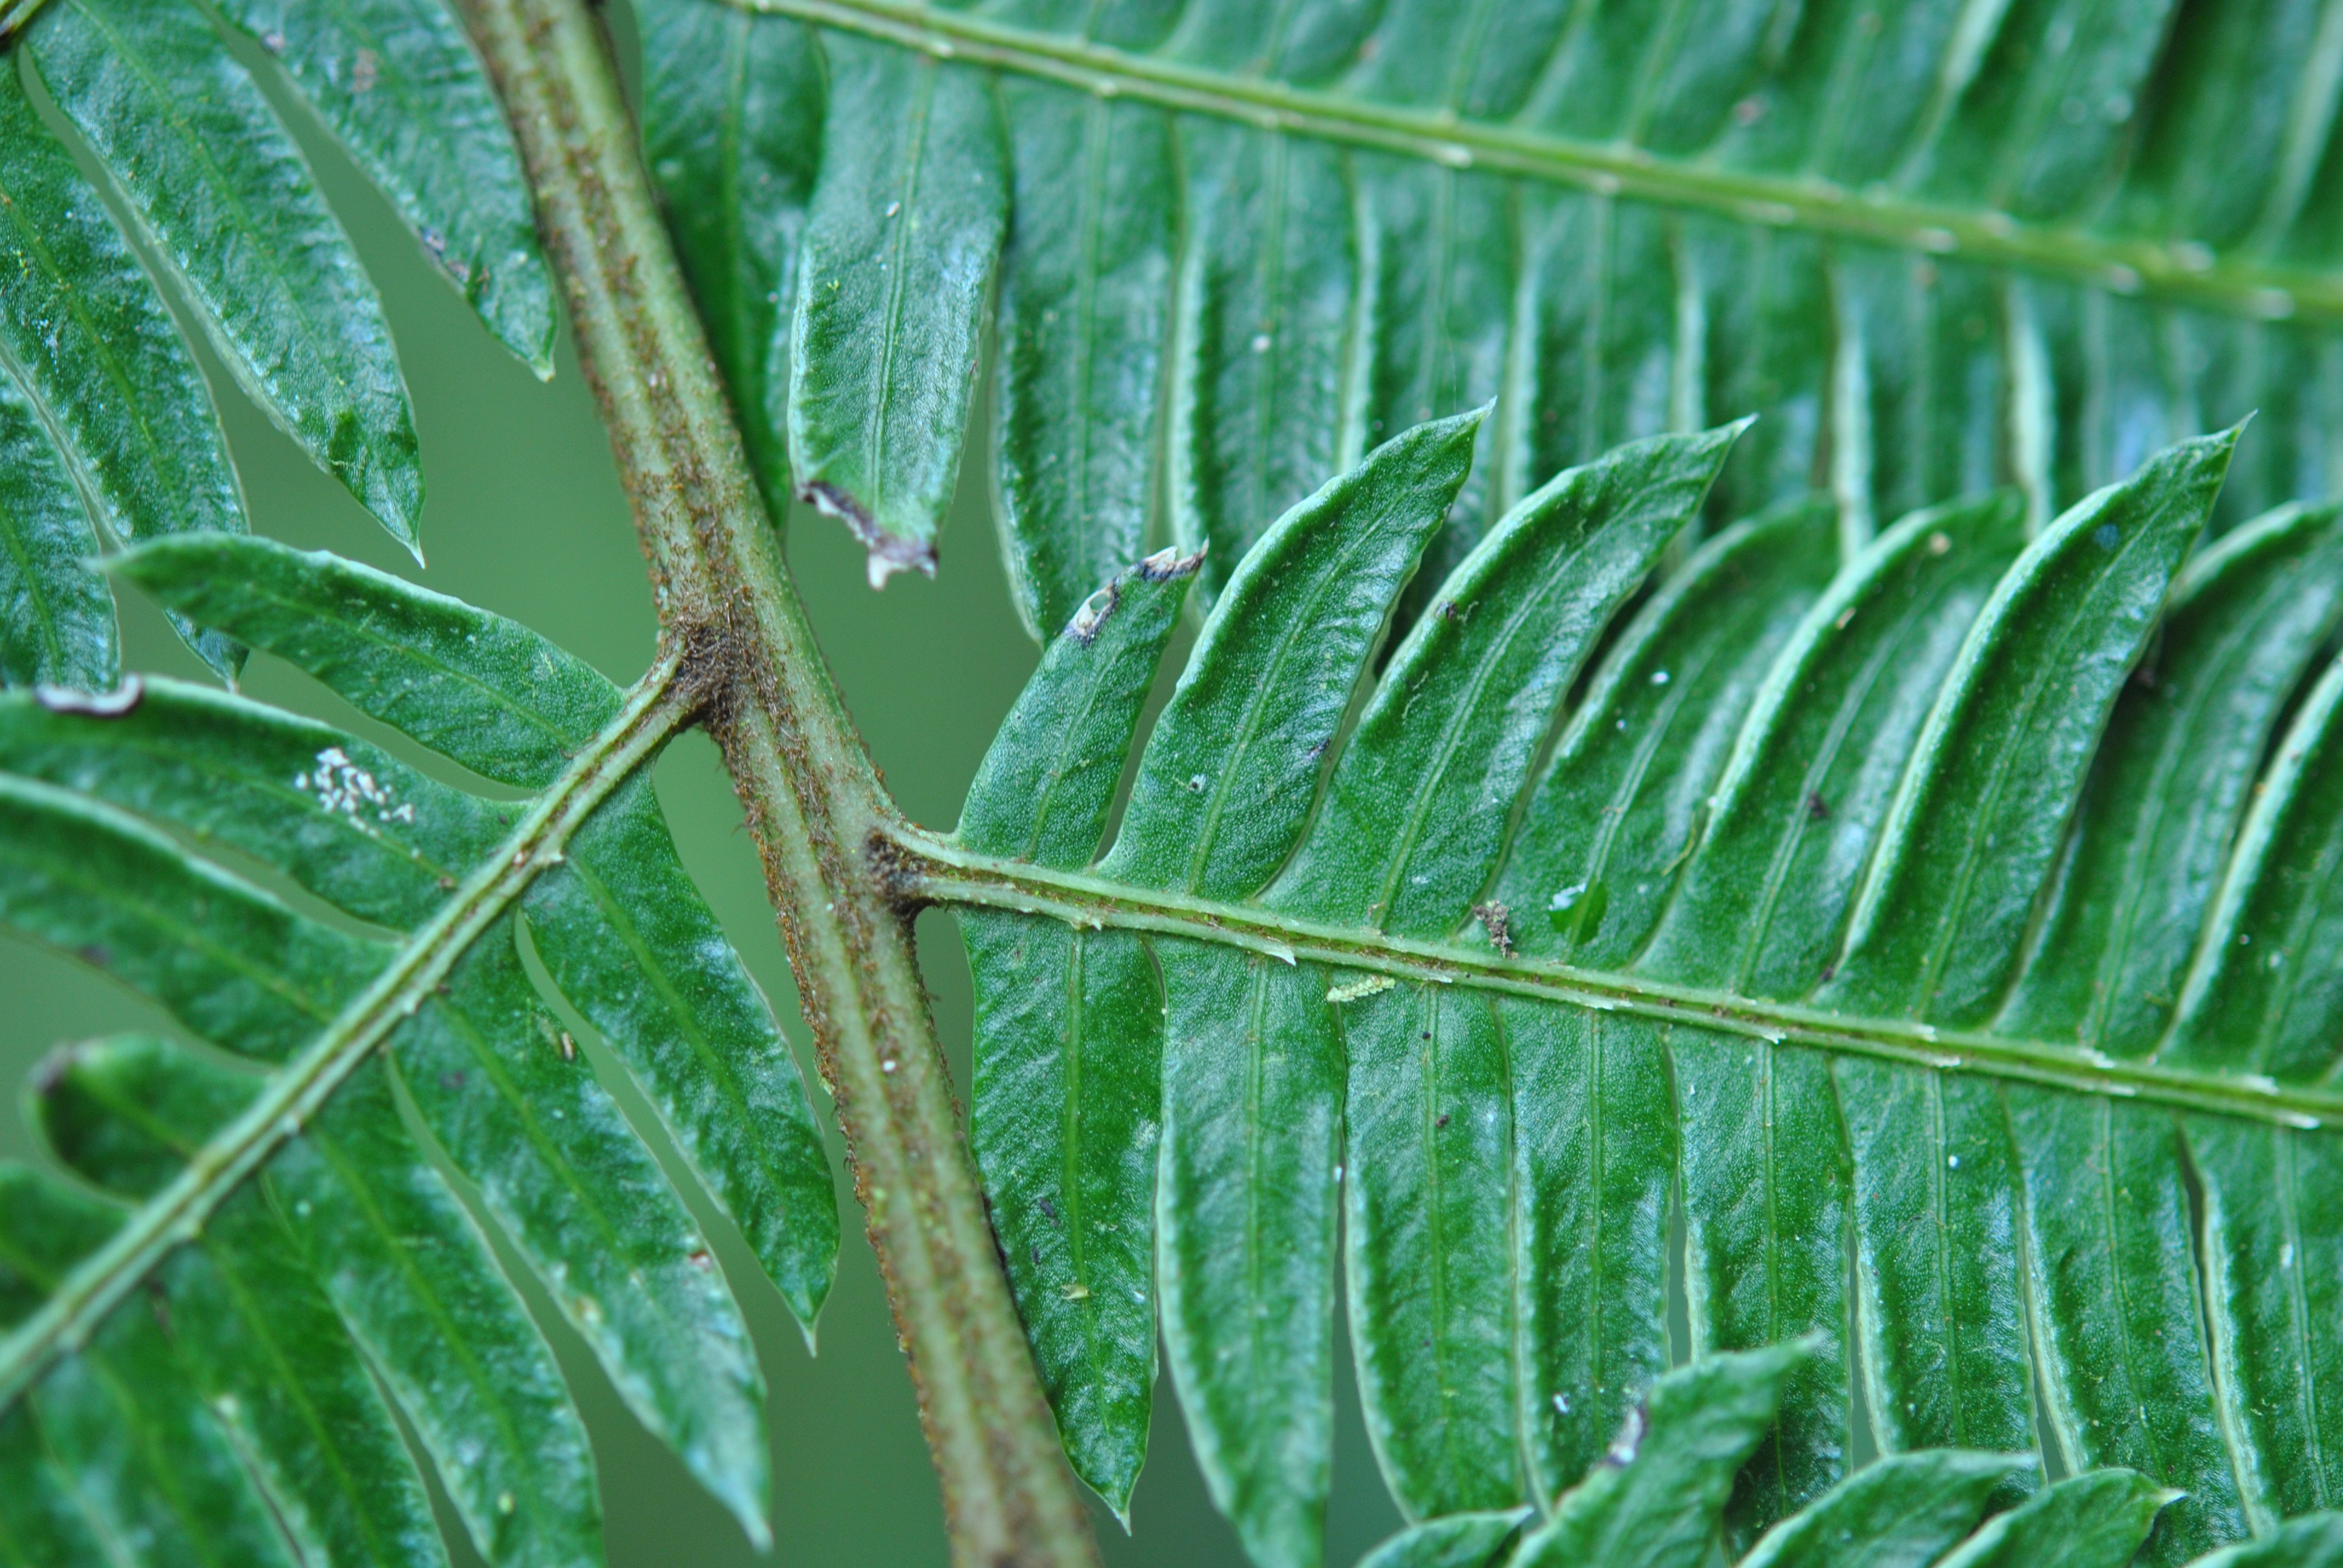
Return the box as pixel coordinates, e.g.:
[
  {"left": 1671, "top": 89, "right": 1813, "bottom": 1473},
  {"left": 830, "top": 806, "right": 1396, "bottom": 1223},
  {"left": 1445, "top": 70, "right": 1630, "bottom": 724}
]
[{"left": 0, "top": 13, "right": 1407, "bottom": 1564}]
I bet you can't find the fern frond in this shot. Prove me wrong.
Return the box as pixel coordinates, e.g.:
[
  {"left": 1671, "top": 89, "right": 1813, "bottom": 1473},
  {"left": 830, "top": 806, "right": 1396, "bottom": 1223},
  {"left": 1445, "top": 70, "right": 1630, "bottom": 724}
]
[
  {"left": 0, "top": 0, "right": 551, "bottom": 688},
  {"left": 915, "top": 413, "right": 2343, "bottom": 1568},
  {"left": 644, "top": 0, "right": 2343, "bottom": 635},
  {"left": 0, "top": 539, "right": 836, "bottom": 1567}
]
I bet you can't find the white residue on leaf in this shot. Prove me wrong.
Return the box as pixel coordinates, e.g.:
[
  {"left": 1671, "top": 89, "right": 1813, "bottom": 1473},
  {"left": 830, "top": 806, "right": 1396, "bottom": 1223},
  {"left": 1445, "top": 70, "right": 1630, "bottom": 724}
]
[
  {"left": 1069, "top": 580, "right": 1121, "bottom": 641},
  {"left": 294, "top": 746, "right": 415, "bottom": 831}
]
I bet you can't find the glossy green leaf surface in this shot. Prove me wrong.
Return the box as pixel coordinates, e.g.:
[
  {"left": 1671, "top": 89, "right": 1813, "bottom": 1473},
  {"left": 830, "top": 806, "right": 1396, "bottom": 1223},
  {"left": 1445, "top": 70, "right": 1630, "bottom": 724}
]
[
  {"left": 525, "top": 776, "right": 837, "bottom": 1328},
  {"left": 0, "top": 1165, "right": 303, "bottom": 1568},
  {"left": 1932, "top": 1469, "right": 2173, "bottom": 1568},
  {"left": 0, "top": 0, "right": 538, "bottom": 684},
  {"left": 993, "top": 79, "right": 1176, "bottom": 636},
  {"left": 2191, "top": 1514, "right": 2343, "bottom": 1567},
  {"left": 960, "top": 547, "right": 1202, "bottom": 866},
  {"left": 649, "top": 0, "right": 2343, "bottom": 628},
  {"left": 958, "top": 546, "right": 1199, "bottom": 1511},
  {"left": 1274, "top": 424, "right": 1746, "bottom": 939},
  {"left": 1826, "top": 431, "right": 2241, "bottom": 1025},
  {"left": 1510, "top": 1342, "right": 1811, "bottom": 1568},
  {"left": 1979, "top": 496, "right": 2336, "bottom": 1547},
  {"left": 1733, "top": 1449, "right": 2021, "bottom": 1568},
  {"left": 114, "top": 535, "right": 623, "bottom": 789},
  {"left": 278, "top": 1062, "right": 606, "bottom": 1568},
  {"left": 1166, "top": 118, "right": 1355, "bottom": 606},
  {"left": 0, "top": 676, "right": 502, "bottom": 929},
  {"left": 1357, "top": 1510, "right": 1529, "bottom": 1568},
  {"left": 0, "top": 374, "right": 113, "bottom": 691},
  {"left": 0, "top": 773, "right": 386, "bottom": 1061},
  {"left": 0, "top": 543, "right": 836, "bottom": 1567},
  {"left": 10, "top": 1, "right": 2343, "bottom": 1564},
  {"left": 34, "top": 1036, "right": 447, "bottom": 1568},
  {"left": 0, "top": 62, "right": 245, "bottom": 686},
  {"left": 945, "top": 413, "right": 2343, "bottom": 1568},
  {"left": 639, "top": 0, "right": 823, "bottom": 514},
  {"left": 390, "top": 924, "right": 773, "bottom": 1546},
  {"left": 212, "top": 0, "right": 555, "bottom": 374},
  {"left": 1101, "top": 410, "right": 1483, "bottom": 901},
  {"left": 1640, "top": 491, "right": 2024, "bottom": 1540},
  {"left": 2166, "top": 627, "right": 2343, "bottom": 1530},
  {"left": 1106, "top": 413, "right": 1480, "bottom": 1568},
  {"left": 1152, "top": 944, "right": 1342, "bottom": 1568},
  {"left": 28, "top": 0, "right": 423, "bottom": 543},
  {"left": 2001, "top": 1089, "right": 2243, "bottom": 1561},
  {"left": 1820, "top": 433, "right": 2238, "bottom": 1487},
  {"left": 1999, "top": 501, "right": 2343, "bottom": 1056},
  {"left": 786, "top": 34, "right": 1005, "bottom": 583},
  {"left": 16, "top": 1034, "right": 601, "bottom": 1568}
]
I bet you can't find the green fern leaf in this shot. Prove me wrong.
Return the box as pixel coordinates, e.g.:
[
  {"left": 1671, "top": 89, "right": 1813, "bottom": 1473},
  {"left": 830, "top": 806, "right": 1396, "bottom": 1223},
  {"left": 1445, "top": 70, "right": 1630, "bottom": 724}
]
[
  {"left": 211, "top": 0, "right": 558, "bottom": 376},
  {"left": 13, "top": 4, "right": 2343, "bottom": 1567},
  {"left": 0, "top": 538, "right": 836, "bottom": 1565},
  {"left": 923, "top": 413, "right": 2343, "bottom": 1568},
  {"left": 641, "top": 0, "right": 2343, "bottom": 637},
  {"left": 0, "top": 0, "right": 551, "bottom": 690},
  {"left": 25, "top": 0, "right": 425, "bottom": 540},
  {"left": 1360, "top": 1343, "right": 2181, "bottom": 1568}
]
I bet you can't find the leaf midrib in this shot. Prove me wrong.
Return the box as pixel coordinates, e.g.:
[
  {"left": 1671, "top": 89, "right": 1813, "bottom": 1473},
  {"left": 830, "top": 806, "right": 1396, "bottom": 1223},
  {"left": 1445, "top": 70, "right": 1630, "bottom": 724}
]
[
  {"left": 736, "top": 0, "right": 2343, "bottom": 324},
  {"left": 901, "top": 826, "right": 2343, "bottom": 1131}
]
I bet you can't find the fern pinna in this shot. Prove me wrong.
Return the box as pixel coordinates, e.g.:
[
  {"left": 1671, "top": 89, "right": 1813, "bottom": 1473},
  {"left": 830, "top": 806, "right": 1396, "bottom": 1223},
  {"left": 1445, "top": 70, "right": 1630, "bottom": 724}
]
[
  {"left": 0, "top": 540, "right": 835, "bottom": 1568},
  {"left": 1, "top": 0, "right": 2343, "bottom": 1566},
  {"left": 919, "top": 412, "right": 2343, "bottom": 1568},
  {"left": 646, "top": 0, "right": 2343, "bottom": 638}
]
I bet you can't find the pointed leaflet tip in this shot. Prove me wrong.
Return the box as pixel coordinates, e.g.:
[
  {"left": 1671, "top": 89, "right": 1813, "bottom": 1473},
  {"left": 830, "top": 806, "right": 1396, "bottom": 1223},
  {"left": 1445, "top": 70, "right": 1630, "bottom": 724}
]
[
  {"left": 1510, "top": 1341, "right": 1817, "bottom": 1568},
  {"left": 1824, "top": 431, "right": 2239, "bottom": 1023},
  {"left": 1735, "top": 1451, "right": 2031, "bottom": 1568},
  {"left": 798, "top": 479, "right": 941, "bottom": 589},
  {"left": 1104, "top": 408, "right": 1484, "bottom": 898},
  {"left": 1138, "top": 543, "right": 1207, "bottom": 581}
]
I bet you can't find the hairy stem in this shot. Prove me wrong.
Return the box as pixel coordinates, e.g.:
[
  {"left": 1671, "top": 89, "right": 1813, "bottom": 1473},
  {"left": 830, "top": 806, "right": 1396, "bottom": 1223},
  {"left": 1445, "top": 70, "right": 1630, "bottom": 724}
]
[{"left": 462, "top": 4, "right": 1101, "bottom": 1563}]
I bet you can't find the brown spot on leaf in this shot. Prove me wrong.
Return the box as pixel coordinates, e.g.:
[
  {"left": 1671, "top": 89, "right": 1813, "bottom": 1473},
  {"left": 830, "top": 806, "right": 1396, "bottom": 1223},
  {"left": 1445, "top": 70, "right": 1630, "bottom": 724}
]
[{"left": 1472, "top": 901, "right": 1514, "bottom": 956}]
